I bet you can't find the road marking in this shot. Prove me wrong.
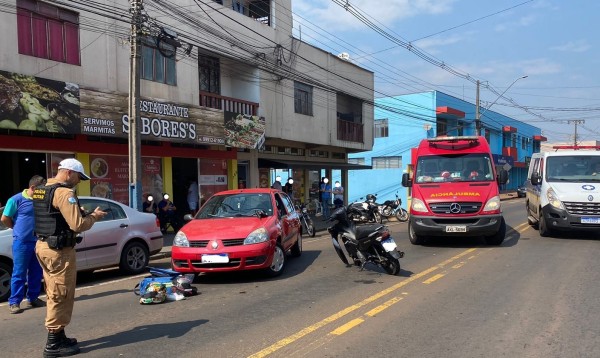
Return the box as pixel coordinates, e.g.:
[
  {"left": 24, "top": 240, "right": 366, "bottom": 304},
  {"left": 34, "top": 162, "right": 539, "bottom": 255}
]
[
  {"left": 365, "top": 296, "right": 404, "bottom": 317},
  {"left": 423, "top": 273, "right": 445, "bottom": 284},
  {"left": 330, "top": 318, "right": 364, "bottom": 335},
  {"left": 247, "top": 248, "right": 477, "bottom": 358}
]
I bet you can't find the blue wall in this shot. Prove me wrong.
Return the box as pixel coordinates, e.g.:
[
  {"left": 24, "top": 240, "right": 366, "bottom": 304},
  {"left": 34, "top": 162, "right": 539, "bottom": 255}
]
[{"left": 349, "top": 91, "right": 542, "bottom": 205}]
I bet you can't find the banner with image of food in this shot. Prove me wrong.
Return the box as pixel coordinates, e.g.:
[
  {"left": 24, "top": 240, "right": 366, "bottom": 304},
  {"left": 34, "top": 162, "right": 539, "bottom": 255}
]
[
  {"left": 89, "top": 155, "right": 130, "bottom": 205},
  {"left": 224, "top": 111, "right": 266, "bottom": 149},
  {"left": 0, "top": 70, "right": 80, "bottom": 133}
]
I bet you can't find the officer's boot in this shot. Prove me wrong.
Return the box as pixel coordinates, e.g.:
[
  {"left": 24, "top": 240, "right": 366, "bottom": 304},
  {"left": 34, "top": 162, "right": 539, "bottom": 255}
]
[
  {"left": 43, "top": 331, "right": 80, "bottom": 357},
  {"left": 58, "top": 329, "right": 78, "bottom": 346}
]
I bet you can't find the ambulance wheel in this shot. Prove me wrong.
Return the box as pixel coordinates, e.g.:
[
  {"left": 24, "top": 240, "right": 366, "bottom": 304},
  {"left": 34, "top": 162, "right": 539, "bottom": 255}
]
[
  {"left": 408, "top": 220, "right": 424, "bottom": 245},
  {"left": 485, "top": 217, "right": 506, "bottom": 245},
  {"left": 538, "top": 211, "right": 552, "bottom": 237}
]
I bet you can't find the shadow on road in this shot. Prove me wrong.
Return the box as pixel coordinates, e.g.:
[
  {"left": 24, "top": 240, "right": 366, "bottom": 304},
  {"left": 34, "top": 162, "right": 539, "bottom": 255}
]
[
  {"left": 78, "top": 319, "right": 208, "bottom": 353},
  {"left": 193, "top": 250, "right": 321, "bottom": 285}
]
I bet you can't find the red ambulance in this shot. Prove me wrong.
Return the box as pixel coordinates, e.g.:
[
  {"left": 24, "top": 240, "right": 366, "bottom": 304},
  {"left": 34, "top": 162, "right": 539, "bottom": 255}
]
[{"left": 402, "top": 136, "right": 508, "bottom": 245}]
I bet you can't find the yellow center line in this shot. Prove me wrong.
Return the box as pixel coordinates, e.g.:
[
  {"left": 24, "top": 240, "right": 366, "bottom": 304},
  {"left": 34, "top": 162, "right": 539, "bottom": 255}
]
[
  {"left": 365, "top": 296, "right": 404, "bottom": 317},
  {"left": 330, "top": 318, "right": 365, "bottom": 335},
  {"left": 247, "top": 248, "right": 477, "bottom": 358},
  {"left": 422, "top": 273, "right": 445, "bottom": 284}
]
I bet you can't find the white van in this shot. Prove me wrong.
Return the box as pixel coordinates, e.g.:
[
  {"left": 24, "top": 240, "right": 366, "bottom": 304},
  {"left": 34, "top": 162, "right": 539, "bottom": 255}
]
[{"left": 526, "top": 147, "right": 600, "bottom": 236}]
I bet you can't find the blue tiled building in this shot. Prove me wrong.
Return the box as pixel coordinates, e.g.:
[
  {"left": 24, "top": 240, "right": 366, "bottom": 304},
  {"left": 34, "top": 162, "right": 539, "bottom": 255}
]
[{"left": 347, "top": 91, "right": 544, "bottom": 205}]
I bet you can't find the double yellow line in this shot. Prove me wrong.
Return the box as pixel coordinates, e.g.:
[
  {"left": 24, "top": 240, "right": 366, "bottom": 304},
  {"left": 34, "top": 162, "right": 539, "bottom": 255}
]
[
  {"left": 249, "top": 248, "right": 478, "bottom": 358},
  {"left": 249, "top": 221, "right": 532, "bottom": 357}
]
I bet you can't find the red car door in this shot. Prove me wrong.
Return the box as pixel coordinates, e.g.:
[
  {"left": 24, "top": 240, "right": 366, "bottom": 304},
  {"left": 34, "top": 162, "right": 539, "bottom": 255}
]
[{"left": 275, "top": 193, "right": 300, "bottom": 250}]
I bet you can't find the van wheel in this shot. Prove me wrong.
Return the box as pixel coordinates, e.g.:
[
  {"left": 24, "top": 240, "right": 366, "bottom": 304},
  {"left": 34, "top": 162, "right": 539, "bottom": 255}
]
[
  {"left": 408, "top": 220, "right": 424, "bottom": 245},
  {"left": 120, "top": 241, "right": 149, "bottom": 275},
  {"left": 0, "top": 261, "right": 12, "bottom": 302},
  {"left": 485, "top": 217, "right": 506, "bottom": 245},
  {"left": 538, "top": 211, "right": 552, "bottom": 237}
]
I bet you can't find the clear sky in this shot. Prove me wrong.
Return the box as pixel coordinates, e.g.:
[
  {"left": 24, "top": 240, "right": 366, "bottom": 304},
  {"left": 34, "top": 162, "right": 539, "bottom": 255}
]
[{"left": 292, "top": 0, "right": 600, "bottom": 144}]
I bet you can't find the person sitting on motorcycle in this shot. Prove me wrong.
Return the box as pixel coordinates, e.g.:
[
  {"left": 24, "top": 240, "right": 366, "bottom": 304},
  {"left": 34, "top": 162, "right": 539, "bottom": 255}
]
[
  {"left": 158, "top": 193, "right": 179, "bottom": 233},
  {"left": 333, "top": 181, "right": 344, "bottom": 208}
]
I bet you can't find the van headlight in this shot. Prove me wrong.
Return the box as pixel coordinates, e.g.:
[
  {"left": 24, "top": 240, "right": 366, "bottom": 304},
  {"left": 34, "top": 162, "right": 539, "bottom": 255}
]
[
  {"left": 411, "top": 198, "right": 428, "bottom": 213},
  {"left": 244, "top": 227, "right": 269, "bottom": 244},
  {"left": 546, "top": 188, "right": 565, "bottom": 209},
  {"left": 482, "top": 196, "right": 501, "bottom": 212},
  {"left": 173, "top": 231, "right": 190, "bottom": 247}
]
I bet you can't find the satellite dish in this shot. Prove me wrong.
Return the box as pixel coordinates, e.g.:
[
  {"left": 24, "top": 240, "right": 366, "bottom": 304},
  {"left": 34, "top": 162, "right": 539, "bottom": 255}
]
[{"left": 337, "top": 52, "right": 350, "bottom": 61}]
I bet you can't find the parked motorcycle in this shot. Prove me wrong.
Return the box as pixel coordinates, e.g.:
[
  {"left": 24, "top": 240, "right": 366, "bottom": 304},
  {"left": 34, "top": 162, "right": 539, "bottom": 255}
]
[
  {"left": 347, "top": 194, "right": 382, "bottom": 224},
  {"left": 380, "top": 192, "right": 409, "bottom": 222},
  {"left": 296, "top": 204, "right": 316, "bottom": 237},
  {"left": 328, "top": 206, "right": 404, "bottom": 275}
]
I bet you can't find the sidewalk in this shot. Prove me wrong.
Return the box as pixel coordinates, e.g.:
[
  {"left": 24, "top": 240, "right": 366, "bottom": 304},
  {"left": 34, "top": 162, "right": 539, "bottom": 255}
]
[{"left": 150, "top": 190, "right": 519, "bottom": 262}]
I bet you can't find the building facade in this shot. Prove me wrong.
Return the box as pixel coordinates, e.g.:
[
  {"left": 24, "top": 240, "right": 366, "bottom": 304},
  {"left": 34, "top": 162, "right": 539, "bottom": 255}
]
[
  {"left": 0, "top": 0, "right": 374, "bottom": 211},
  {"left": 348, "top": 91, "right": 544, "bottom": 205}
]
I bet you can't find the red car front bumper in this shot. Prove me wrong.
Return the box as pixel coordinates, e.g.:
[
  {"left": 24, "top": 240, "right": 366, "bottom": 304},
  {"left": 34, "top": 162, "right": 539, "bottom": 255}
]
[{"left": 171, "top": 241, "right": 275, "bottom": 273}]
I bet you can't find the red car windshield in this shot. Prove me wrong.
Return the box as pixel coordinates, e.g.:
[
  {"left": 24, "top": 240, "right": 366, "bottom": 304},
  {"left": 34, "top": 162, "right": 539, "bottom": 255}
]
[{"left": 197, "top": 193, "right": 273, "bottom": 218}]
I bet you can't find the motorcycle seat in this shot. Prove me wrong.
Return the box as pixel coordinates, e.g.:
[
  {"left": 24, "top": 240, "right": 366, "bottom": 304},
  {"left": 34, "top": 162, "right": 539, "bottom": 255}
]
[{"left": 356, "top": 224, "right": 385, "bottom": 240}]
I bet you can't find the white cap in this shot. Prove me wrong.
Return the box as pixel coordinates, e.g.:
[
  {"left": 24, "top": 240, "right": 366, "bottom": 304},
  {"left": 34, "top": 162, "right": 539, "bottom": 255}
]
[{"left": 58, "top": 158, "right": 90, "bottom": 180}]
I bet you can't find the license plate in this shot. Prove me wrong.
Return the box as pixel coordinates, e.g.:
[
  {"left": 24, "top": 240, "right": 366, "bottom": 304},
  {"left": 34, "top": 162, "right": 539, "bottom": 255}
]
[
  {"left": 445, "top": 225, "right": 467, "bottom": 233},
  {"left": 381, "top": 237, "right": 397, "bottom": 252},
  {"left": 201, "top": 254, "right": 229, "bottom": 263},
  {"left": 581, "top": 217, "right": 600, "bottom": 224}
]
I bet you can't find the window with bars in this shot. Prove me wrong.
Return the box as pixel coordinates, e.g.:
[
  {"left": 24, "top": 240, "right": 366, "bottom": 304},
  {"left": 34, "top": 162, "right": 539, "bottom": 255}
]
[
  {"left": 348, "top": 158, "right": 365, "bottom": 165},
  {"left": 372, "top": 156, "right": 401, "bottom": 169},
  {"left": 141, "top": 37, "right": 177, "bottom": 85},
  {"left": 16, "top": 0, "right": 80, "bottom": 65},
  {"left": 374, "top": 119, "right": 389, "bottom": 138},
  {"left": 294, "top": 81, "right": 313, "bottom": 116},
  {"left": 199, "top": 55, "right": 220, "bottom": 93}
]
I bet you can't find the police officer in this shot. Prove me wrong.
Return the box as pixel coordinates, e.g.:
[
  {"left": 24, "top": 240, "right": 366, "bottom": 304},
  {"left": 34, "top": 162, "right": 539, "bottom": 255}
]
[{"left": 33, "top": 158, "right": 107, "bottom": 357}]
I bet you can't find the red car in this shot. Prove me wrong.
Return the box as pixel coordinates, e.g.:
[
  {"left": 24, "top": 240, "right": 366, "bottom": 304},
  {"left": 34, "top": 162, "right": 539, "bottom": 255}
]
[{"left": 171, "top": 188, "right": 302, "bottom": 277}]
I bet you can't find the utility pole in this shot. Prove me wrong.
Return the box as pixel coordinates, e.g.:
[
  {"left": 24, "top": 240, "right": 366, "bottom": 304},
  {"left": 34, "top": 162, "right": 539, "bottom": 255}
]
[
  {"left": 128, "top": 0, "right": 143, "bottom": 210},
  {"left": 568, "top": 120, "right": 585, "bottom": 146},
  {"left": 475, "top": 80, "right": 480, "bottom": 136}
]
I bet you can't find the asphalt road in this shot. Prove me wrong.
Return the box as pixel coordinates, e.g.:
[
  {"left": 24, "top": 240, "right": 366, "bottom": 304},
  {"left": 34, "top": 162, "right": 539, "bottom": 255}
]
[{"left": 1, "top": 197, "right": 599, "bottom": 358}]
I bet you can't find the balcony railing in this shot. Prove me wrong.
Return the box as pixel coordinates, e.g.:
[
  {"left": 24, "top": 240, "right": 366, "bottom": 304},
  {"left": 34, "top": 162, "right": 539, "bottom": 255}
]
[
  {"left": 199, "top": 91, "right": 259, "bottom": 115},
  {"left": 337, "top": 118, "right": 363, "bottom": 143}
]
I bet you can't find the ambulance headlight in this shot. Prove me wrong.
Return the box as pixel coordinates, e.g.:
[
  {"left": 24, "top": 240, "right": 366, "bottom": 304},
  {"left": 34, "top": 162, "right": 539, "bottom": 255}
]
[
  {"left": 546, "top": 187, "right": 565, "bottom": 210},
  {"left": 411, "top": 198, "right": 428, "bottom": 213}
]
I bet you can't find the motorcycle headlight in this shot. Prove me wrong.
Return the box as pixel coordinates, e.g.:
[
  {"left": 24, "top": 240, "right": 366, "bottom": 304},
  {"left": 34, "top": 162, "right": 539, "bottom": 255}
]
[
  {"left": 173, "top": 231, "right": 190, "bottom": 247},
  {"left": 302, "top": 207, "right": 308, "bottom": 214},
  {"left": 411, "top": 198, "right": 428, "bottom": 213},
  {"left": 244, "top": 227, "right": 269, "bottom": 244},
  {"left": 482, "top": 196, "right": 501, "bottom": 213},
  {"left": 546, "top": 187, "right": 565, "bottom": 210}
]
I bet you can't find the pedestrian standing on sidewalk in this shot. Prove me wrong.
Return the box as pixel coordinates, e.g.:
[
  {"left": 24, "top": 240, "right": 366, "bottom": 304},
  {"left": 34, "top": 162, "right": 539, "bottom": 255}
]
[
  {"left": 332, "top": 181, "right": 344, "bottom": 208},
  {"left": 320, "top": 178, "right": 332, "bottom": 219},
  {"left": 1, "top": 175, "right": 47, "bottom": 314},
  {"left": 33, "top": 158, "right": 107, "bottom": 357}
]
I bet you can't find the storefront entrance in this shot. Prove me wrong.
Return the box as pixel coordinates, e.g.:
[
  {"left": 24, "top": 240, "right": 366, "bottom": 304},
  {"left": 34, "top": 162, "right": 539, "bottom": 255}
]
[{"left": 0, "top": 151, "right": 47, "bottom": 206}]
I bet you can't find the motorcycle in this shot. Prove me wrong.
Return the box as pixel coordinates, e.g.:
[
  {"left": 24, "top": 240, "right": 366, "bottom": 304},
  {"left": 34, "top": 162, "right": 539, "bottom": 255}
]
[
  {"left": 347, "top": 194, "right": 382, "bottom": 224},
  {"left": 380, "top": 192, "right": 409, "bottom": 222},
  {"left": 296, "top": 204, "right": 316, "bottom": 237},
  {"left": 328, "top": 206, "right": 404, "bottom": 275}
]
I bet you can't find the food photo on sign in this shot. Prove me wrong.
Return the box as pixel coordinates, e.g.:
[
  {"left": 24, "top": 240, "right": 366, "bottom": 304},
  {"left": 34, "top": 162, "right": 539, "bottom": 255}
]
[
  {"left": 0, "top": 70, "right": 80, "bottom": 133},
  {"left": 224, "top": 111, "right": 266, "bottom": 149}
]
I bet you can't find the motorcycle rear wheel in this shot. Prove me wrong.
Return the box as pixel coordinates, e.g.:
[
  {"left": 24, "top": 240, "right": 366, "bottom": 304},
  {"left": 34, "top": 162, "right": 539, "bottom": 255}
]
[{"left": 382, "top": 255, "right": 401, "bottom": 275}]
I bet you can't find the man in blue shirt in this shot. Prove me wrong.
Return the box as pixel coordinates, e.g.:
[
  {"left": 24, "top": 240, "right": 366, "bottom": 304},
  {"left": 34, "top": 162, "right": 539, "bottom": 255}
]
[
  {"left": 1, "top": 175, "right": 47, "bottom": 314},
  {"left": 320, "top": 178, "right": 332, "bottom": 219}
]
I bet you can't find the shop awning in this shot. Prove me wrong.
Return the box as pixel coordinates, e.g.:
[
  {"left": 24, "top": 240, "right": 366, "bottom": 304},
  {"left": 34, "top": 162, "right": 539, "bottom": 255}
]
[{"left": 258, "top": 158, "right": 372, "bottom": 170}]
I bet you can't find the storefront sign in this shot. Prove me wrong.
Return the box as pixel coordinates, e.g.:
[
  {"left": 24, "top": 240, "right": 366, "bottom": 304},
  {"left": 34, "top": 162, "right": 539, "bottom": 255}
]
[
  {"left": 80, "top": 88, "right": 226, "bottom": 145},
  {"left": 0, "top": 70, "right": 80, "bottom": 134}
]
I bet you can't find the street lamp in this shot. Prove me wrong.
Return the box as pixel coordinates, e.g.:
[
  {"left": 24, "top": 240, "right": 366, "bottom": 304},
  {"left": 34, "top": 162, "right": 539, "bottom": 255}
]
[{"left": 476, "top": 75, "right": 528, "bottom": 135}]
